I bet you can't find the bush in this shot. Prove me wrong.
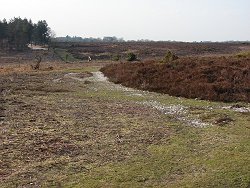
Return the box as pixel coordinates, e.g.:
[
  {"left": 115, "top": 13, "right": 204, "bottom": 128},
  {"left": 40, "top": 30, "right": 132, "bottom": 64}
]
[
  {"left": 127, "top": 52, "right": 137, "bottom": 61},
  {"left": 111, "top": 54, "right": 121, "bottom": 61},
  {"left": 65, "top": 54, "right": 69, "bottom": 62},
  {"left": 161, "top": 51, "right": 179, "bottom": 63}
]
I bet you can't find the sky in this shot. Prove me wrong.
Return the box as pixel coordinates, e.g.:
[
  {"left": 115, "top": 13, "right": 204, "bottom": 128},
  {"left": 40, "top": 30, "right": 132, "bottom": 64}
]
[{"left": 1, "top": 0, "right": 250, "bottom": 41}]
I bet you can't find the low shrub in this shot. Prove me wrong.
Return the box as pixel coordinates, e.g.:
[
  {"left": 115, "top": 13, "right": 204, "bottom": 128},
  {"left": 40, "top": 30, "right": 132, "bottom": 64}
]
[
  {"left": 127, "top": 52, "right": 137, "bottom": 61},
  {"left": 161, "top": 51, "right": 179, "bottom": 63},
  {"left": 111, "top": 54, "right": 121, "bottom": 61}
]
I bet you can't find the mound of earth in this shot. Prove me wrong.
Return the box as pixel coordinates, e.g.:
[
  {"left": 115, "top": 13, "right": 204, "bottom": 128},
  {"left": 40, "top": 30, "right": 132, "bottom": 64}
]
[{"left": 101, "top": 57, "right": 250, "bottom": 102}]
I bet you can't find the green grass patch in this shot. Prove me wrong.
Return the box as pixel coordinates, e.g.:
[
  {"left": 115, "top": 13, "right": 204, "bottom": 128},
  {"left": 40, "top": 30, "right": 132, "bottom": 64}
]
[
  {"left": 66, "top": 86, "right": 250, "bottom": 188},
  {"left": 64, "top": 66, "right": 101, "bottom": 73},
  {"left": 64, "top": 121, "right": 250, "bottom": 188},
  {"left": 54, "top": 48, "right": 79, "bottom": 62},
  {"left": 76, "top": 89, "right": 145, "bottom": 102}
]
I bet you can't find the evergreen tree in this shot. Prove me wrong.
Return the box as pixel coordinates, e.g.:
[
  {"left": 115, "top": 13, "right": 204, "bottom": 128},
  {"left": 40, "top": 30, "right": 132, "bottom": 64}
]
[
  {"left": 0, "top": 19, "right": 8, "bottom": 48},
  {"left": 32, "top": 20, "right": 50, "bottom": 45},
  {"left": 0, "top": 17, "right": 52, "bottom": 50}
]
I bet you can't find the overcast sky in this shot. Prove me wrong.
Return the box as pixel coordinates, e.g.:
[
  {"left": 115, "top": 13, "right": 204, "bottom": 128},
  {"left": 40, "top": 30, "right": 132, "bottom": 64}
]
[{"left": 1, "top": 0, "right": 250, "bottom": 41}]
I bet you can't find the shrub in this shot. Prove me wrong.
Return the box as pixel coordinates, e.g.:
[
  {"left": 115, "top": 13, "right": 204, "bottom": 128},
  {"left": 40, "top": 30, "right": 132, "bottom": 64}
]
[
  {"left": 161, "top": 51, "right": 179, "bottom": 63},
  {"left": 111, "top": 54, "right": 121, "bottom": 61},
  {"left": 65, "top": 54, "right": 69, "bottom": 62},
  {"left": 127, "top": 52, "right": 137, "bottom": 61}
]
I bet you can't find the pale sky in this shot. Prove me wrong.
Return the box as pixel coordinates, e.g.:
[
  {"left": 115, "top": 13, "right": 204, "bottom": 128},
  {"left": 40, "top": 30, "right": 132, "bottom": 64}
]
[{"left": 1, "top": 0, "right": 250, "bottom": 41}]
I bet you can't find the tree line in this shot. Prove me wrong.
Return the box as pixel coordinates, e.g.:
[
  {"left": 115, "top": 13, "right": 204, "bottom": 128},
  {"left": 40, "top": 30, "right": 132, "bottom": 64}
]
[
  {"left": 54, "top": 36, "right": 125, "bottom": 43},
  {"left": 53, "top": 35, "right": 156, "bottom": 43},
  {"left": 0, "top": 17, "right": 52, "bottom": 50}
]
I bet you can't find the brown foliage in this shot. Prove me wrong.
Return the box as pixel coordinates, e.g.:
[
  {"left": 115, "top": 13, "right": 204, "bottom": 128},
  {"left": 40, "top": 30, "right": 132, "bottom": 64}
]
[
  {"left": 101, "top": 57, "right": 250, "bottom": 102},
  {"left": 54, "top": 41, "right": 249, "bottom": 60}
]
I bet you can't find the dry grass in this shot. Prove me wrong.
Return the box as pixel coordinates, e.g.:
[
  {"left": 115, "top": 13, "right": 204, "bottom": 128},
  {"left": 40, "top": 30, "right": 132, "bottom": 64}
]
[{"left": 0, "top": 64, "right": 32, "bottom": 75}]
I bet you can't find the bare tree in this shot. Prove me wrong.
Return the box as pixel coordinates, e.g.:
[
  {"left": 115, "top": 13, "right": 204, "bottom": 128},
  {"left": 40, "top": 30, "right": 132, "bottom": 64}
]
[{"left": 31, "top": 55, "right": 42, "bottom": 70}]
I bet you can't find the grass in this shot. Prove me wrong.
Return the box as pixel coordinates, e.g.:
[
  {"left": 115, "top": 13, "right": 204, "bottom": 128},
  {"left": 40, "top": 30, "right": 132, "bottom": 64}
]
[
  {"left": 69, "top": 69, "right": 250, "bottom": 187},
  {"left": 64, "top": 66, "right": 101, "bottom": 73},
  {"left": 68, "top": 76, "right": 250, "bottom": 187},
  {"left": 54, "top": 48, "right": 79, "bottom": 62},
  {"left": 64, "top": 121, "right": 250, "bottom": 188},
  {"left": 236, "top": 51, "right": 250, "bottom": 58},
  {"left": 1, "top": 65, "right": 250, "bottom": 188},
  {"left": 76, "top": 89, "right": 145, "bottom": 102}
]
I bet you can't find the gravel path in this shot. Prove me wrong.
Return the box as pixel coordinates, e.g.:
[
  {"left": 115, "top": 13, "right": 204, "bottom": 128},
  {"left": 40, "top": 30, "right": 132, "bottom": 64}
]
[
  {"left": 79, "top": 71, "right": 212, "bottom": 128},
  {"left": 55, "top": 71, "right": 247, "bottom": 128}
]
